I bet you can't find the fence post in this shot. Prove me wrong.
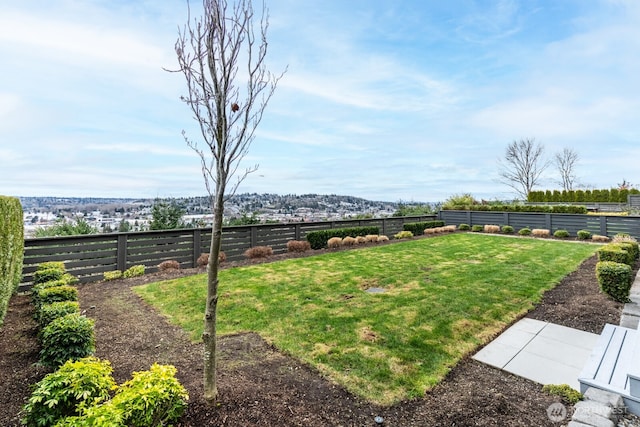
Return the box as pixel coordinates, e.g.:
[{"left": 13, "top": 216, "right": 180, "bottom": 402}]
[
  {"left": 295, "top": 223, "right": 301, "bottom": 240},
  {"left": 192, "top": 229, "right": 201, "bottom": 268},
  {"left": 600, "top": 216, "right": 607, "bottom": 236},
  {"left": 250, "top": 225, "right": 258, "bottom": 248},
  {"left": 117, "top": 234, "right": 128, "bottom": 271},
  {"left": 545, "top": 214, "right": 552, "bottom": 230}
]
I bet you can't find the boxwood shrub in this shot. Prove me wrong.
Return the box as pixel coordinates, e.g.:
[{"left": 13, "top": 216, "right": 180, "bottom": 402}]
[
  {"left": 519, "top": 227, "right": 532, "bottom": 236},
  {"left": 458, "top": 223, "right": 470, "bottom": 231},
  {"left": 577, "top": 230, "right": 592, "bottom": 240},
  {"left": 402, "top": 221, "right": 444, "bottom": 236},
  {"left": 306, "top": 226, "right": 379, "bottom": 250},
  {"left": 596, "top": 261, "right": 632, "bottom": 302},
  {"left": 40, "top": 313, "right": 95, "bottom": 368},
  {"left": 553, "top": 229, "right": 570, "bottom": 238},
  {"left": 597, "top": 244, "right": 634, "bottom": 266},
  {"left": 34, "top": 285, "right": 79, "bottom": 314},
  {"left": 471, "top": 225, "right": 483, "bottom": 232},
  {"left": 501, "top": 225, "right": 514, "bottom": 234}
]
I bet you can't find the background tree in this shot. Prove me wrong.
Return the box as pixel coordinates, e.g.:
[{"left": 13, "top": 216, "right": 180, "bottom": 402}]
[
  {"left": 34, "top": 216, "right": 98, "bottom": 237},
  {"left": 554, "top": 147, "right": 579, "bottom": 192},
  {"left": 498, "top": 138, "right": 549, "bottom": 200},
  {"left": 172, "top": 0, "right": 284, "bottom": 406},
  {"left": 149, "top": 199, "right": 186, "bottom": 230}
]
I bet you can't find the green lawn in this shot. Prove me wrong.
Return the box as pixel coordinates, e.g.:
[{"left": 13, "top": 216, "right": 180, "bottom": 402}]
[{"left": 134, "top": 233, "right": 597, "bottom": 405}]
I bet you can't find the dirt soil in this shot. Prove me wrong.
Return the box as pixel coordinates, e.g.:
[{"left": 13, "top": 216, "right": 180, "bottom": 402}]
[{"left": 0, "top": 236, "right": 629, "bottom": 426}]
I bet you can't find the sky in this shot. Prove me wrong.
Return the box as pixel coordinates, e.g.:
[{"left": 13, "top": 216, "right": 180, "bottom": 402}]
[{"left": 1, "top": 0, "right": 639, "bottom": 203}]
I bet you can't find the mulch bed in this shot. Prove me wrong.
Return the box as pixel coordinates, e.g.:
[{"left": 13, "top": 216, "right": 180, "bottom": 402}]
[{"left": 0, "top": 236, "right": 627, "bottom": 426}]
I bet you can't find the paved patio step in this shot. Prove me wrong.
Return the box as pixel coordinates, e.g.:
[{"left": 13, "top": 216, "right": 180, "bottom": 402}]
[{"left": 578, "top": 323, "right": 640, "bottom": 415}]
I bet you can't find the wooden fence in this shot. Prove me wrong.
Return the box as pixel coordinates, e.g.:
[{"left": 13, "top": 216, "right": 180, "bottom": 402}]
[
  {"left": 440, "top": 210, "right": 640, "bottom": 239},
  {"left": 21, "top": 215, "right": 436, "bottom": 290}
]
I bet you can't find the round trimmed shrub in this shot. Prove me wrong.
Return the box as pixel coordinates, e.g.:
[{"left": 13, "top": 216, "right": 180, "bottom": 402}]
[
  {"left": 471, "top": 225, "right": 483, "bottom": 232},
  {"left": 501, "top": 225, "right": 514, "bottom": 234},
  {"left": 553, "top": 229, "right": 570, "bottom": 238},
  {"left": 596, "top": 261, "right": 632, "bottom": 302},
  {"left": 518, "top": 227, "right": 532, "bottom": 236},
  {"left": 458, "top": 224, "right": 470, "bottom": 231},
  {"left": 40, "top": 313, "right": 95, "bottom": 368},
  {"left": 577, "top": 230, "right": 592, "bottom": 240},
  {"left": 38, "top": 301, "right": 80, "bottom": 329}
]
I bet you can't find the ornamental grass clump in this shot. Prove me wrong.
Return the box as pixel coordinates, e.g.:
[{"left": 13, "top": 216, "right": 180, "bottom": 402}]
[
  {"left": 483, "top": 225, "right": 500, "bottom": 233},
  {"left": 327, "top": 237, "right": 343, "bottom": 248},
  {"left": 158, "top": 260, "right": 181, "bottom": 272},
  {"left": 286, "top": 240, "right": 311, "bottom": 253},
  {"left": 531, "top": 229, "right": 550, "bottom": 238},
  {"left": 244, "top": 245, "right": 273, "bottom": 259}
]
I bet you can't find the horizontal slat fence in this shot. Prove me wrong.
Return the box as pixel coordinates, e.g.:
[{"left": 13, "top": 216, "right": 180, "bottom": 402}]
[
  {"left": 440, "top": 210, "right": 640, "bottom": 239},
  {"left": 21, "top": 215, "right": 435, "bottom": 291}
]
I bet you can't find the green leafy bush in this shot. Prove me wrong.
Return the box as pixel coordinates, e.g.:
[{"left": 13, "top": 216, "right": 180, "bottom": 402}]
[
  {"left": 597, "top": 244, "right": 634, "bottom": 266},
  {"left": 471, "top": 225, "right": 483, "bottom": 232},
  {"left": 0, "top": 195, "right": 24, "bottom": 327},
  {"left": 305, "top": 226, "right": 379, "bottom": 250},
  {"left": 394, "top": 230, "right": 413, "bottom": 239},
  {"left": 34, "top": 285, "right": 79, "bottom": 314},
  {"left": 553, "top": 229, "right": 570, "bottom": 238},
  {"left": 403, "top": 221, "right": 445, "bottom": 236},
  {"left": 58, "top": 364, "right": 188, "bottom": 427},
  {"left": 110, "top": 363, "right": 188, "bottom": 426},
  {"left": 612, "top": 234, "right": 639, "bottom": 260},
  {"left": 33, "top": 268, "right": 66, "bottom": 285},
  {"left": 123, "top": 265, "right": 145, "bottom": 279},
  {"left": 38, "top": 301, "right": 81, "bottom": 329},
  {"left": 542, "top": 384, "right": 583, "bottom": 404},
  {"left": 458, "top": 223, "right": 470, "bottom": 231},
  {"left": 21, "top": 357, "right": 116, "bottom": 427},
  {"left": 501, "top": 225, "right": 514, "bottom": 234},
  {"left": 518, "top": 227, "right": 532, "bottom": 236},
  {"left": 38, "top": 261, "right": 67, "bottom": 272},
  {"left": 103, "top": 270, "right": 123, "bottom": 281},
  {"left": 596, "top": 261, "right": 632, "bottom": 302},
  {"left": 577, "top": 230, "right": 592, "bottom": 240},
  {"left": 40, "top": 314, "right": 96, "bottom": 368}
]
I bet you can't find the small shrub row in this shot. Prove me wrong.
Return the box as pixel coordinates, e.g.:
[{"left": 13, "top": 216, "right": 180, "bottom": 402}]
[
  {"left": 30, "top": 262, "right": 94, "bottom": 368},
  {"left": 402, "top": 221, "right": 445, "bottom": 236},
  {"left": 596, "top": 260, "right": 633, "bottom": 302},
  {"left": 22, "top": 358, "right": 188, "bottom": 427},
  {"left": 325, "top": 235, "right": 389, "bottom": 248},
  {"left": 597, "top": 235, "right": 639, "bottom": 267},
  {"left": 424, "top": 225, "right": 456, "bottom": 234},
  {"left": 443, "top": 204, "right": 587, "bottom": 214},
  {"left": 306, "top": 226, "right": 379, "bottom": 250}
]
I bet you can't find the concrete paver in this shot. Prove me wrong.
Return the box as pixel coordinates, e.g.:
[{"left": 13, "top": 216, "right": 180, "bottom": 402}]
[{"left": 473, "top": 318, "right": 600, "bottom": 390}]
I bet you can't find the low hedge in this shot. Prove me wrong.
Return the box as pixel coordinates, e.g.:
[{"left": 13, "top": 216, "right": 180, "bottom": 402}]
[
  {"left": 402, "top": 221, "right": 444, "bottom": 236},
  {"left": 597, "top": 244, "right": 634, "bottom": 266},
  {"left": 596, "top": 261, "right": 633, "bottom": 302},
  {"left": 38, "top": 301, "right": 81, "bottom": 330},
  {"left": 306, "top": 226, "right": 379, "bottom": 250},
  {"left": 442, "top": 204, "right": 587, "bottom": 214}
]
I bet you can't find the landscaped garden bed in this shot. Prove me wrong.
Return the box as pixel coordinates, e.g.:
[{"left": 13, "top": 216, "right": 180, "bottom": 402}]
[{"left": 0, "top": 232, "right": 629, "bottom": 426}]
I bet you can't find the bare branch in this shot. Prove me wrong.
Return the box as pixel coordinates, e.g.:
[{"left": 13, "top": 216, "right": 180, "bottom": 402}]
[
  {"left": 497, "top": 138, "right": 550, "bottom": 200},
  {"left": 554, "top": 147, "right": 579, "bottom": 192}
]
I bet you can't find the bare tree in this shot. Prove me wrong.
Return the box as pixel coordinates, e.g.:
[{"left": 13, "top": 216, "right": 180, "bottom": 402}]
[
  {"left": 498, "top": 138, "right": 550, "bottom": 200},
  {"left": 171, "top": 0, "right": 284, "bottom": 406},
  {"left": 554, "top": 147, "right": 579, "bottom": 192}
]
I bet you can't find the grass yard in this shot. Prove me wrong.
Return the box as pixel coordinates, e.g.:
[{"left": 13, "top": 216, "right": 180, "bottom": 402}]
[{"left": 134, "top": 233, "right": 597, "bottom": 405}]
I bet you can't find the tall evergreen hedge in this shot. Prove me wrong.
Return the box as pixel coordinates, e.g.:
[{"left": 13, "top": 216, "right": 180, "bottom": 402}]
[{"left": 0, "top": 196, "right": 24, "bottom": 326}]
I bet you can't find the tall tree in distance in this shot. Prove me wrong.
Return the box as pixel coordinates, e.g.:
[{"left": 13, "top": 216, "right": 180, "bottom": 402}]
[
  {"left": 554, "top": 147, "right": 579, "bottom": 192},
  {"left": 498, "top": 138, "right": 550, "bottom": 200},
  {"left": 170, "top": 0, "right": 284, "bottom": 406}
]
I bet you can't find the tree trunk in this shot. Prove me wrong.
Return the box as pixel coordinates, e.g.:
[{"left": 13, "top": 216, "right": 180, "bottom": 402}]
[{"left": 203, "top": 192, "right": 224, "bottom": 405}]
